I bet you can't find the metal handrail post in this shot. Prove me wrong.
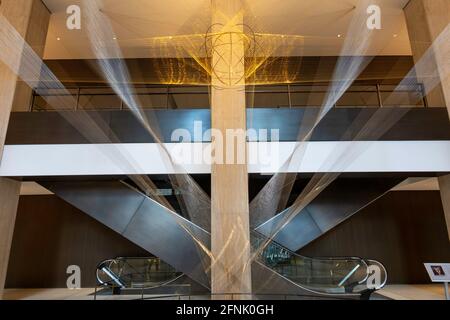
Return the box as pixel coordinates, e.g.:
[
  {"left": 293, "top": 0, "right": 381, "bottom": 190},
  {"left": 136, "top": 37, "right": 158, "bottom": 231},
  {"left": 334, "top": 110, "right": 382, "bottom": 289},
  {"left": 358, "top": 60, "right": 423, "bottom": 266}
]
[
  {"left": 287, "top": 84, "right": 292, "bottom": 108},
  {"left": 376, "top": 84, "right": 383, "bottom": 108},
  {"left": 445, "top": 282, "right": 449, "bottom": 300},
  {"left": 166, "top": 86, "right": 170, "bottom": 109},
  {"left": 421, "top": 83, "right": 428, "bottom": 108},
  {"left": 29, "top": 90, "right": 36, "bottom": 112},
  {"left": 75, "top": 87, "right": 81, "bottom": 111}
]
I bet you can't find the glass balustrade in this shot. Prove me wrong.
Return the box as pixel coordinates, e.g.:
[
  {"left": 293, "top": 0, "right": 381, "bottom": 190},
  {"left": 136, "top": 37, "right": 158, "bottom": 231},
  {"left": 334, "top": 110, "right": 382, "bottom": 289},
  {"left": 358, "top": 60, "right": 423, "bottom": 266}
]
[
  {"left": 96, "top": 257, "right": 183, "bottom": 289},
  {"left": 251, "top": 231, "right": 387, "bottom": 295},
  {"left": 30, "top": 83, "right": 427, "bottom": 111},
  {"left": 97, "top": 235, "right": 387, "bottom": 297}
]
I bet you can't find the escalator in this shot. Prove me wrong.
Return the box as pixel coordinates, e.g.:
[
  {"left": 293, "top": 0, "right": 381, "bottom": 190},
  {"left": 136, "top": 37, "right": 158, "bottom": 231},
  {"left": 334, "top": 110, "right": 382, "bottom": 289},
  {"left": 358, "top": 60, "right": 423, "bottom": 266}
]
[
  {"left": 42, "top": 180, "right": 387, "bottom": 299},
  {"left": 94, "top": 233, "right": 386, "bottom": 299},
  {"left": 255, "top": 178, "right": 403, "bottom": 251},
  {"left": 96, "top": 257, "right": 190, "bottom": 295},
  {"left": 40, "top": 180, "right": 211, "bottom": 289},
  {"left": 251, "top": 231, "right": 387, "bottom": 299}
]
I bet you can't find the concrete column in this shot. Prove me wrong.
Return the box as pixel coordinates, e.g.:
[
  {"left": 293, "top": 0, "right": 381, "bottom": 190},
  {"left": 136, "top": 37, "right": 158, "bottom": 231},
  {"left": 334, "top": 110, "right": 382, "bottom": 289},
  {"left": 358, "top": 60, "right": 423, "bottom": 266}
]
[
  {"left": 0, "top": 0, "right": 50, "bottom": 296},
  {"left": 405, "top": 0, "right": 450, "bottom": 242},
  {"left": 0, "top": 180, "right": 21, "bottom": 294},
  {"left": 404, "top": 0, "right": 450, "bottom": 115},
  {"left": 210, "top": 0, "right": 252, "bottom": 298},
  {"left": 438, "top": 175, "right": 450, "bottom": 241}
]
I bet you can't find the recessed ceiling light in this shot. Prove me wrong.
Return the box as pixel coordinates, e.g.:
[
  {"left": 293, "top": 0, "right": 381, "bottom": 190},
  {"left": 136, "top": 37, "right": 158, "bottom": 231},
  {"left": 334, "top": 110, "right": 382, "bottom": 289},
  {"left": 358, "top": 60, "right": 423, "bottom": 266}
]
[
  {"left": 56, "top": 37, "right": 61, "bottom": 41},
  {"left": 393, "top": 34, "right": 398, "bottom": 38},
  {"left": 337, "top": 34, "right": 342, "bottom": 38},
  {"left": 113, "top": 37, "right": 117, "bottom": 40}
]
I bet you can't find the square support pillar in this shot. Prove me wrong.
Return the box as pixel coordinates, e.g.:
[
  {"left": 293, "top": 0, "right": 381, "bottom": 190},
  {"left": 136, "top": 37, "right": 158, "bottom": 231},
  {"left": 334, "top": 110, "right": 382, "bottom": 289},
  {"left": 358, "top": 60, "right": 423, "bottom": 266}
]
[
  {"left": 405, "top": 0, "right": 450, "bottom": 243},
  {"left": 404, "top": 0, "right": 450, "bottom": 115},
  {"left": 0, "top": 0, "right": 50, "bottom": 296},
  {"left": 438, "top": 175, "right": 450, "bottom": 241},
  {"left": 210, "top": 0, "right": 252, "bottom": 298}
]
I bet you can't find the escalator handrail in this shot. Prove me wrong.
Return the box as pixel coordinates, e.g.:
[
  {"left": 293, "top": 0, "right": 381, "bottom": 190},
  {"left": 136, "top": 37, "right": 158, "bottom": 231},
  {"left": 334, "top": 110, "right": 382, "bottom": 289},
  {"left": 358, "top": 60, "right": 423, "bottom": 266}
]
[
  {"left": 98, "top": 257, "right": 162, "bottom": 278},
  {"left": 120, "top": 181, "right": 211, "bottom": 235},
  {"left": 251, "top": 230, "right": 368, "bottom": 264},
  {"left": 96, "top": 257, "right": 182, "bottom": 289},
  {"left": 96, "top": 259, "right": 126, "bottom": 288},
  {"left": 253, "top": 232, "right": 389, "bottom": 290},
  {"left": 98, "top": 272, "right": 186, "bottom": 291},
  {"left": 251, "top": 230, "right": 371, "bottom": 289}
]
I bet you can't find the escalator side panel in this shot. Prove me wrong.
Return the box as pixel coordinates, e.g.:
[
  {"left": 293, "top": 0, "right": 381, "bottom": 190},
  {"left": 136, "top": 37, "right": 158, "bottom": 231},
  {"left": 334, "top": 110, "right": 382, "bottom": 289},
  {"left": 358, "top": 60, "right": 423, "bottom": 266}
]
[
  {"left": 41, "top": 181, "right": 211, "bottom": 289},
  {"left": 123, "top": 197, "right": 211, "bottom": 287},
  {"left": 41, "top": 181, "right": 145, "bottom": 234},
  {"left": 256, "top": 209, "right": 321, "bottom": 252},
  {"left": 251, "top": 261, "right": 360, "bottom": 300},
  {"left": 252, "top": 261, "right": 312, "bottom": 296},
  {"left": 256, "top": 178, "right": 402, "bottom": 251}
]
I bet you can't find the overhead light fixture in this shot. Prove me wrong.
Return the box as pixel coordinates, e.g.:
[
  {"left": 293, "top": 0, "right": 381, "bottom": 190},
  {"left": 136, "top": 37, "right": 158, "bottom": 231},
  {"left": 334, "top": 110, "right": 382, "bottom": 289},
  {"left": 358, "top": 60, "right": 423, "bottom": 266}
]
[
  {"left": 337, "top": 34, "right": 342, "bottom": 38},
  {"left": 56, "top": 37, "right": 61, "bottom": 41},
  {"left": 393, "top": 34, "right": 398, "bottom": 38}
]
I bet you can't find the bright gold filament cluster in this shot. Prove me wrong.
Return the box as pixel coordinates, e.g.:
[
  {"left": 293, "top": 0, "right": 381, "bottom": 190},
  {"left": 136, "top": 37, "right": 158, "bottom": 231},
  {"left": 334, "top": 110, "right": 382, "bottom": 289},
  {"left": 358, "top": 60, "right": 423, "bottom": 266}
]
[{"left": 146, "top": 9, "right": 305, "bottom": 87}]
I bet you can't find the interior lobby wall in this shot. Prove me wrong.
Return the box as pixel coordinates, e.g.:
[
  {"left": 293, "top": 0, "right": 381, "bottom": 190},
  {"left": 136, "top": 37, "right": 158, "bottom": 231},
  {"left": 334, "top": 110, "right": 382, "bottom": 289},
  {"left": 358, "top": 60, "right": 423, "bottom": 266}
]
[{"left": 5, "top": 195, "right": 148, "bottom": 288}]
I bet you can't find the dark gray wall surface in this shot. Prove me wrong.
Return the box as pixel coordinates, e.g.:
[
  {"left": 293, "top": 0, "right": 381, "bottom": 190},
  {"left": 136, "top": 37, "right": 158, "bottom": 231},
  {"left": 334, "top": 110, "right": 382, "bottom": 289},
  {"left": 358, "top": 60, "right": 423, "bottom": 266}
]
[
  {"left": 6, "top": 195, "right": 149, "bottom": 288},
  {"left": 6, "top": 108, "right": 450, "bottom": 144}
]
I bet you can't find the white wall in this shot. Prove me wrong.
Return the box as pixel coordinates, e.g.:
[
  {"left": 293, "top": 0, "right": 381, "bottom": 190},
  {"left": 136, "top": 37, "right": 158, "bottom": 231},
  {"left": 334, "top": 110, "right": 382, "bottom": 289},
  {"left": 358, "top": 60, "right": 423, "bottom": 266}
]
[{"left": 1, "top": 141, "right": 449, "bottom": 176}]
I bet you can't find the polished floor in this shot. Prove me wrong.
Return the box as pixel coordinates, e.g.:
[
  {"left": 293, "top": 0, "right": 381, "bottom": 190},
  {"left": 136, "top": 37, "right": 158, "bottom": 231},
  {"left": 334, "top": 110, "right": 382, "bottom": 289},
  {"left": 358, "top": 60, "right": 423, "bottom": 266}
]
[
  {"left": 378, "top": 284, "right": 448, "bottom": 300},
  {"left": 1, "top": 285, "right": 447, "bottom": 300}
]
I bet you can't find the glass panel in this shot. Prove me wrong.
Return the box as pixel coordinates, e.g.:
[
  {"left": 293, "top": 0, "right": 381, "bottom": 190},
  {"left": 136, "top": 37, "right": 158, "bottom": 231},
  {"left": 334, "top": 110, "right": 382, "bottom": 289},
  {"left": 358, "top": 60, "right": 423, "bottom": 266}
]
[
  {"left": 78, "top": 87, "right": 121, "bottom": 110},
  {"left": 336, "top": 92, "right": 379, "bottom": 107},
  {"left": 171, "top": 93, "right": 210, "bottom": 108},
  {"left": 33, "top": 88, "right": 78, "bottom": 111},
  {"left": 247, "top": 92, "right": 289, "bottom": 108},
  {"left": 290, "top": 85, "right": 333, "bottom": 107},
  {"left": 290, "top": 92, "right": 326, "bottom": 107},
  {"left": 381, "top": 91, "right": 424, "bottom": 107},
  {"left": 97, "top": 257, "right": 182, "bottom": 288},
  {"left": 31, "top": 83, "right": 427, "bottom": 111}
]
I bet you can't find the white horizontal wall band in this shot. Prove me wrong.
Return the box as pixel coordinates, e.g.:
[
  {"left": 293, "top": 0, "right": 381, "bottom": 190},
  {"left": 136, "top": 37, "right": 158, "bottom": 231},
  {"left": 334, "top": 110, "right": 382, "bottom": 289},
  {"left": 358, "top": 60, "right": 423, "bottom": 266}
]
[{"left": 1, "top": 141, "right": 449, "bottom": 177}]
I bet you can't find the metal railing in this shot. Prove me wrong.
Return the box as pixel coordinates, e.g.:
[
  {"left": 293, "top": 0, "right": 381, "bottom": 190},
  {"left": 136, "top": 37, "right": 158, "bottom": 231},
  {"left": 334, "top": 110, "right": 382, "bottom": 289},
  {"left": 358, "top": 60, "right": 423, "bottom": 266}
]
[
  {"left": 92, "top": 289, "right": 362, "bottom": 300},
  {"left": 29, "top": 82, "right": 427, "bottom": 111},
  {"left": 93, "top": 276, "right": 188, "bottom": 301},
  {"left": 96, "top": 257, "right": 182, "bottom": 289},
  {"left": 251, "top": 230, "right": 375, "bottom": 294}
]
